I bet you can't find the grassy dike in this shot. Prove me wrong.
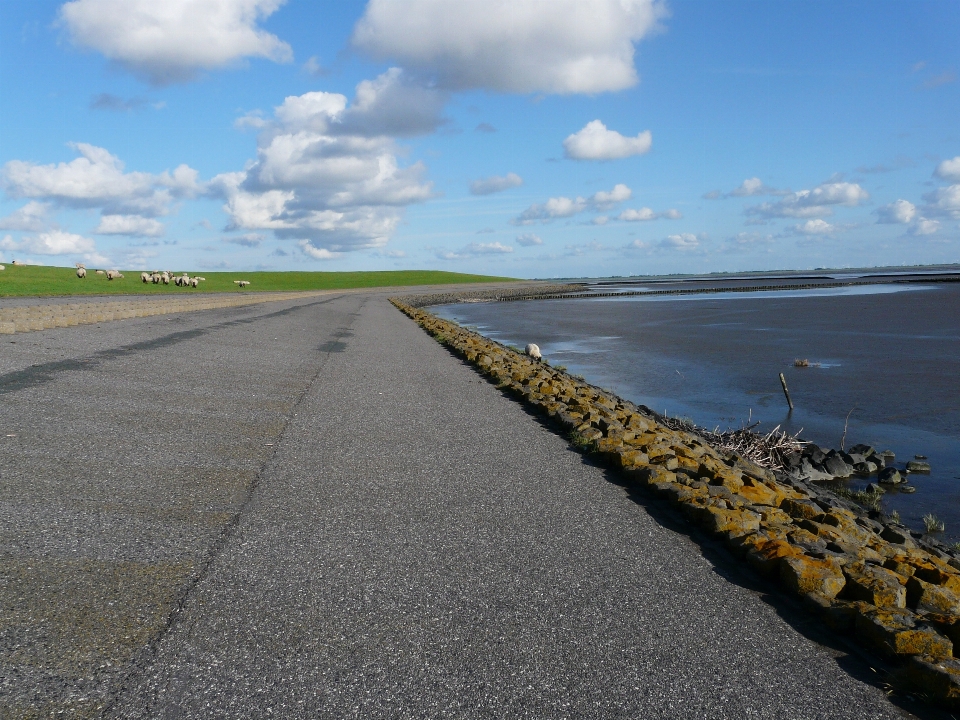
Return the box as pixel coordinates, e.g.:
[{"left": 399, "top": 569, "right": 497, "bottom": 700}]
[
  {"left": 392, "top": 297, "right": 960, "bottom": 708},
  {"left": 0, "top": 265, "right": 514, "bottom": 297}
]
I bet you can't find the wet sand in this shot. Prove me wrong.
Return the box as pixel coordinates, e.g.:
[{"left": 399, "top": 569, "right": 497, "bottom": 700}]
[{"left": 436, "top": 282, "right": 960, "bottom": 542}]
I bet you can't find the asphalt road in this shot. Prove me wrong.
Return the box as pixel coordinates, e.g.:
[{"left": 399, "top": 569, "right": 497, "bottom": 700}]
[{"left": 1, "top": 292, "right": 915, "bottom": 718}]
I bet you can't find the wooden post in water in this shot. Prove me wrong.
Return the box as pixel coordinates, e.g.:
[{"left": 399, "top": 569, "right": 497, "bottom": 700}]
[{"left": 779, "top": 372, "right": 794, "bottom": 410}]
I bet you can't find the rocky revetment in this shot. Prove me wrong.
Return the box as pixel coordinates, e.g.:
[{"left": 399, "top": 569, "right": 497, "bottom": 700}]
[{"left": 392, "top": 296, "right": 960, "bottom": 708}]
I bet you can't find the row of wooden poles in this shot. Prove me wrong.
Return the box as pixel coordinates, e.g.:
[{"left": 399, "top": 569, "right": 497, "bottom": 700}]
[{"left": 0, "top": 291, "right": 329, "bottom": 334}]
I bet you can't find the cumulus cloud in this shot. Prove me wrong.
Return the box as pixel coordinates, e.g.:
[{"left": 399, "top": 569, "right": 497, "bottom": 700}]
[
  {"left": 298, "top": 241, "right": 340, "bottom": 260},
  {"left": 0, "top": 229, "right": 97, "bottom": 255},
  {"left": 923, "top": 185, "right": 960, "bottom": 219},
  {"left": 0, "top": 201, "right": 51, "bottom": 232},
  {"left": 59, "top": 0, "right": 293, "bottom": 85},
  {"left": 618, "top": 207, "right": 681, "bottom": 221},
  {"left": 516, "top": 233, "right": 542, "bottom": 246},
  {"left": 210, "top": 70, "right": 436, "bottom": 255},
  {"left": 513, "top": 183, "right": 631, "bottom": 224},
  {"left": 470, "top": 172, "right": 523, "bottom": 196},
  {"left": 911, "top": 218, "right": 940, "bottom": 236},
  {"left": 352, "top": 0, "right": 665, "bottom": 94},
  {"left": 2, "top": 143, "right": 201, "bottom": 220},
  {"left": 935, "top": 157, "right": 960, "bottom": 182},
  {"left": 94, "top": 214, "right": 165, "bottom": 236},
  {"left": 563, "top": 120, "right": 652, "bottom": 161},
  {"left": 793, "top": 219, "right": 835, "bottom": 235},
  {"left": 876, "top": 199, "right": 916, "bottom": 224},
  {"left": 660, "top": 233, "right": 700, "bottom": 250},
  {"left": 745, "top": 182, "right": 869, "bottom": 219}
]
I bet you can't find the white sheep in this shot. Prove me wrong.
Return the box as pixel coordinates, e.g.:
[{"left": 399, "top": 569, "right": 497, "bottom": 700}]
[
  {"left": 161, "top": 272, "right": 170, "bottom": 284},
  {"left": 525, "top": 343, "right": 542, "bottom": 360},
  {"left": 194, "top": 276, "right": 206, "bottom": 281},
  {"left": 12, "top": 260, "right": 23, "bottom": 266},
  {"left": 95, "top": 269, "right": 105, "bottom": 275},
  {"left": 190, "top": 277, "right": 200, "bottom": 288},
  {"left": 75, "top": 262, "right": 86, "bottom": 269},
  {"left": 0, "top": 265, "right": 5, "bottom": 271},
  {"left": 105, "top": 269, "right": 123, "bottom": 280},
  {"left": 141, "top": 272, "right": 151, "bottom": 283},
  {"left": 238, "top": 280, "right": 251, "bottom": 287},
  {"left": 77, "top": 267, "right": 87, "bottom": 278}
]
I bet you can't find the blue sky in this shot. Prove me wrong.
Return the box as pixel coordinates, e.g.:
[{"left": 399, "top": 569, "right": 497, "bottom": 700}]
[{"left": 1, "top": 0, "right": 958, "bottom": 277}]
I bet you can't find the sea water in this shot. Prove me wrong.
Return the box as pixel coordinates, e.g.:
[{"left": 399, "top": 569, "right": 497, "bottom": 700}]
[{"left": 435, "top": 282, "right": 960, "bottom": 541}]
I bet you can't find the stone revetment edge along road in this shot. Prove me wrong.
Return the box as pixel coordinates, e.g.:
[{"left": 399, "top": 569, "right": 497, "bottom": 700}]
[{"left": 0, "top": 287, "right": 917, "bottom": 718}]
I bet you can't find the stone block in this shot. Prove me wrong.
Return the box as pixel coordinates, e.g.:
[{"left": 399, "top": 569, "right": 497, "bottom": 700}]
[
  {"left": 902, "top": 655, "right": 960, "bottom": 704},
  {"left": 908, "top": 577, "right": 960, "bottom": 615},
  {"left": 843, "top": 562, "right": 907, "bottom": 608},
  {"left": 780, "top": 497, "right": 822, "bottom": 521},
  {"left": 855, "top": 607, "right": 952, "bottom": 657},
  {"left": 746, "top": 538, "right": 804, "bottom": 576},
  {"left": 780, "top": 555, "right": 846, "bottom": 598},
  {"left": 700, "top": 506, "right": 760, "bottom": 537}
]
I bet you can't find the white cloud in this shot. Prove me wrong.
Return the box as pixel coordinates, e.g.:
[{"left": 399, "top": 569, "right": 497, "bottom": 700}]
[
  {"left": 2, "top": 143, "right": 201, "bottom": 218},
  {"left": 592, "top": 216, "right": 609, "bottom": 225},
  {"left": 591, "top": 183, "right": 632, "bottom": 208},
  {"left": 619, "top": 207, "right": 655, "bottom": 221},
  {"left": 436, "top": 241, "right": 514, "bottom": 260},
  {"left": 793, "top": 219, "right": 835, "bottom": 235},
  {"left": 746, "top": 182, "right": 869, "bottom": 218},
  {"left": 298, "top": 241, "right": 341, "bottom": 260},
  {"left": 95, "top": 214, "right": 165, "bottom": 237},
  {"left": 470, "top": 173, "right": 523, "bottom": 196},
  {"left": 720, "top": 232, "right": 774, "bottom": 253},
  {"left": 0, "top": 201, "right": 50, "bottom": 231},
  {"left": 661, "top": 233, "right": 700, "bottom": 250},
  {"left": 727, "top": 177, "right": 784, "bottom": 197},
  {"left": 516, "top": 233, "right": 542, "bottom": 246},
  {"left": 59, "top": 0, "right": 292, "bottom": 85},
  {"left": 875, "top": 199, "right": 916, "bottom": 224},
  {"left": 514, "top": 184, "right": 631, "bottom": 224},
  {"left": 0, "top": 229, "right": 97, "bottom": 255},
  {"left": 910, "top": 218, "right": 940, "bottom": 236},
  {"left": 923, "top": 185, "right": 960, "bottom": 219},
  {"left": 352, "top": 0, "right": 665, "bottom": 94},
  {"left": 563, "top": 120, "right": 652, "bottom": 161},
  {"left": 211, "top": 71, "right": 436, "bottom": 255},
  {"left": 618, "top": 207, "right": 681, "bottom": 222},
  {"left": 935, "top": 157, "right": 960, "bottom": 182}
]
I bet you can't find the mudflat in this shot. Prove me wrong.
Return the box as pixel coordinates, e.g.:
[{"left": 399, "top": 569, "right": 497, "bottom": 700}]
[{"left": 2, "top": 293, "right": 908, "bottom": 718}]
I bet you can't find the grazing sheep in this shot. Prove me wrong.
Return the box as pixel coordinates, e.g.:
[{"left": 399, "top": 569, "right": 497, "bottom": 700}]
[
  {"left": 0, "top": 265, "right": 5, "bottom": 271},
  {"left": 76, "top": 267, "right": 87, "bottom": 278},
  {"left": 161, "top": 272, "right": 170, "bottom": 284},
  {"left": 141, "top": 272, "right": 151, "bottom": 283},
  {"left": 194, "top": 276, "right": 205, "bottom": 281},
  {"left": 95, "top": 269, "right": 105, "bottom": 275},
  {"left": 75, "top": 262, "right": 86, "bottom": 269},
  {"left": 238, "top": 280, "right": 251, "bottom": 287},
  {"left": 525, "top": 343, "right": 542, "bottom": 360},
  {"left": 105, "top": 269, "right": 123, "bottom": 280},
  {"left": 190, "top": 277, "right": 200, "bottom": 287}
]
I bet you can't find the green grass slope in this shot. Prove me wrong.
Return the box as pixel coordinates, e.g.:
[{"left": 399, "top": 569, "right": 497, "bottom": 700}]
[{"left": 0, "top": 266, "right": 518, "bottom": 297}]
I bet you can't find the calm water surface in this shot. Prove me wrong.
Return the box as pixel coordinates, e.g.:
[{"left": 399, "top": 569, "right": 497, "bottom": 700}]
[{"left": 435, "top": 283, "right": 960, "bottom": 540}]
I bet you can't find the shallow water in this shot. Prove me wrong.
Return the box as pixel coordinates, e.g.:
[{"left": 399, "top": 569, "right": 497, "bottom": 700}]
[{"left": 435, "top": 283, "right": 960, "bottom": 541}]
